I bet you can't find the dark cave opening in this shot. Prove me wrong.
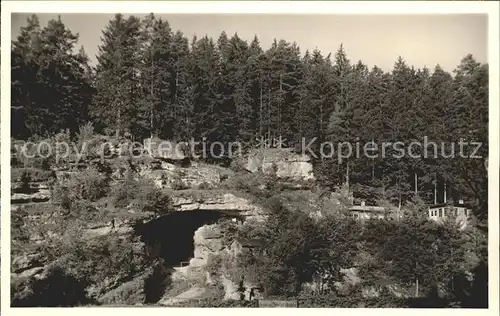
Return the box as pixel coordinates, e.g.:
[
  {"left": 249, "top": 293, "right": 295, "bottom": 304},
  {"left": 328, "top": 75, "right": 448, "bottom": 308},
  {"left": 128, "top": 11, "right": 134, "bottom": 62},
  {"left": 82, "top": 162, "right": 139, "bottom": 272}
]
[{"left": 136, "top": 210, "right": 234, "bottom": 267}]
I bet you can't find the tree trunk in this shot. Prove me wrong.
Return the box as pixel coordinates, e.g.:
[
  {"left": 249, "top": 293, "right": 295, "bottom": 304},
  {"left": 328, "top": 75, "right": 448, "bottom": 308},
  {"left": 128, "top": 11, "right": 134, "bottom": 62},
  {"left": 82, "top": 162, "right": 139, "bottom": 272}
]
[
  {"left": 116, "top": 108, "right": 121, "bottom": 138},
  {"left": 267, "top": 86, "right": 271, "bottom": 142},
  {"left": 259, "top": 78, "right": 263, "bottom": 138},
  {"left": 434, "top": 173, "right": 437, "bottom": 204},
  {"left": 372, "top": 159, "right": 375, "bottom": 181},
  {"left": 415, "top": 277, "right": 419, "bottom": 297},
  {"left": 414, "top": 172, "right": 418, "bottom": 196},
  {"left": 346, "top": 162, "right": 350, "bottom": 192},
  {"left": 279, "top": 72, "right": 282, "bottom": 137},
  {"left": 444, "top": 180, "right": 447, "bottom": 203},
  {"left": 150, "top": 79, "right": 154, "bottom": 138}
]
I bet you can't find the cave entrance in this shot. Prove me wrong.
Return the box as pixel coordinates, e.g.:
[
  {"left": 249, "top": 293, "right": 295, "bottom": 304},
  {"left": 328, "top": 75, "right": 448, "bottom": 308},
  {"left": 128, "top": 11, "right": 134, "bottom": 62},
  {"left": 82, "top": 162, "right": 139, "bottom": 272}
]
[{"left": 136, "top": 210, "right": 239, "bottom": 267}]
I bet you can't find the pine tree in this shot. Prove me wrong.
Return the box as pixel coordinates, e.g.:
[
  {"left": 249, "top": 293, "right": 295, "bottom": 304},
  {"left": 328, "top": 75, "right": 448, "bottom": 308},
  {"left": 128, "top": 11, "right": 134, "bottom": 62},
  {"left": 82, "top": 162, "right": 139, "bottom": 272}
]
[
  {"left": 12, "top": 15, "right": 93, "bottom": 138},
  {"left": 93, "top": 14, "right": 141, "bottom": 137}
]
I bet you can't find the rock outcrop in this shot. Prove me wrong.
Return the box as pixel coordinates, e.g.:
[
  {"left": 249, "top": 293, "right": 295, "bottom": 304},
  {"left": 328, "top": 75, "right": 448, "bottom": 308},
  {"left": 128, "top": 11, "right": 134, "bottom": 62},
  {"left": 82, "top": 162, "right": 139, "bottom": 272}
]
[
  {"left": 245, "top": 148, "right": 314, "bottom": 181},
  {"left": 139, "top": 161, "right": 223, "bottom": 190},
  {"left": 171, "top": 192, "right": 266, "bottom": 220}
]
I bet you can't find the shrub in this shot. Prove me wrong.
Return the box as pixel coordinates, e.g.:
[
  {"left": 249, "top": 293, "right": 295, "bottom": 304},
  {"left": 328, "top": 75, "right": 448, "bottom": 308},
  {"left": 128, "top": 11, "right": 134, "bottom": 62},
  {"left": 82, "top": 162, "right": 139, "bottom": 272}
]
[
  {"left": 205, "top": 254, "right": 223, "bottom": 276},
  {"left": 197, "top": 181, "right": 211, "bottom": 190},
  {"left": 70, "top": 167, "right": 109, "bottom": 201},
  {"left": 111, "top": 173, "right": 171, "bottom": 214},
  {"left": 11, "top": 265, "right": 92, "bottom": 307},
  {"left": 12, "top": 168, "right": 54, "bottom": 183},
  {"left": 170, "top": 178, "right": 187, "bottom": 190},
  {"left": 69, "top": 199, "right": 103, "bottom": 221},
  {"left": 111, "top": 172, "right": 139, "bottom": 208},
  {"left": 141, "top": 189, "right": 172, "bottom": 216},
  {"left": 49, "top": 234, "right": 147, "bottom": 294},
  {"left": 52, "top": 184, "right": 72, "bottom": 210},
  {"left": 172, "top": 298, "right": 258, "bottom": 307},
  {"left": 18, "top": 170, "right": 32, "bottom": 192},
  {"left": 77, "top": 122, "right": 95, "bottom": 144},
  {"left": 53, "top": 167, "right": 108, "bottom": 205}
]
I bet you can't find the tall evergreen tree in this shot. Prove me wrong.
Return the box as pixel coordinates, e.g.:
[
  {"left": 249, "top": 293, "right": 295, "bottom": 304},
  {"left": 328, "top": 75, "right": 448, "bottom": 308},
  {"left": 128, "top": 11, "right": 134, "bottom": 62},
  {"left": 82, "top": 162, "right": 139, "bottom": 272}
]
[
  {"left": 12, "top": 15, "right": 93, "bottom": 138},
  {"left": 93, "top": 14, "right": 141, "bottom": 137}
]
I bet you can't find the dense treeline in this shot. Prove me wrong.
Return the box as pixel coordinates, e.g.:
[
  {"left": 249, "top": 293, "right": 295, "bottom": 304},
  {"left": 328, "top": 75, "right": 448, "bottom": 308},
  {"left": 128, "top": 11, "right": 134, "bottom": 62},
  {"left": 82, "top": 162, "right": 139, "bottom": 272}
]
[{"left": 11, "top": 14, "right": 488, "bottom": 221}]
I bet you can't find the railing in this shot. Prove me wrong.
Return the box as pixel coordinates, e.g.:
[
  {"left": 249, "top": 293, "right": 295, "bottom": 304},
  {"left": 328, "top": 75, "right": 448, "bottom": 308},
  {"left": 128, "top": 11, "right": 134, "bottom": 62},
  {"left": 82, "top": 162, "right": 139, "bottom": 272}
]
[{"left": 178, "top": 261, "right": 190, "bottom": 267}]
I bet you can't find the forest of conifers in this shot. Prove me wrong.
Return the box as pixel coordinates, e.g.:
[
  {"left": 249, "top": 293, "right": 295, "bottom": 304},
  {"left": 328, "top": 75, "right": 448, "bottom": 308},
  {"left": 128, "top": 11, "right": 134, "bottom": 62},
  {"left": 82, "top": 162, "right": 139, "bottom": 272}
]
[{"left": 11, "top": 13, "right": 488, "bottom": 222}]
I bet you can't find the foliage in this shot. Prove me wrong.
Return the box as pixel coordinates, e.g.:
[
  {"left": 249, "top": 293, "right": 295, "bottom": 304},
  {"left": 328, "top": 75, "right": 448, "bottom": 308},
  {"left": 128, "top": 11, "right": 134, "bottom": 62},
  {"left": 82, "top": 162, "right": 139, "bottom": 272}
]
[
  {"left": 111, "top": 170, "right": 140, "bottom": 207},
  {"left": 141, "top": 188, "right": 172, "bottom": 216},
  {"left": 12, "top": 15, "right": 94, "bottom": 139},
  {"left": 52, "top": 166, "right": 109, "bottom": 205},
  {"left": 11, "top": 265, "right": 94, "bottom": 307},
  {"left": 171, "top": 298, "right": 259, "bottom": 308}
]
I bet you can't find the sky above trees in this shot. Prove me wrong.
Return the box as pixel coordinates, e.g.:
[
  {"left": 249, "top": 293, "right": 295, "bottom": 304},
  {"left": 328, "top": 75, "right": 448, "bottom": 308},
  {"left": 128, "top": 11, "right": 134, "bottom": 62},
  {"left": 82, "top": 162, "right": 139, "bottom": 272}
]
[{"left": 11, "top": 13, "right": 487, "bottom": 72}]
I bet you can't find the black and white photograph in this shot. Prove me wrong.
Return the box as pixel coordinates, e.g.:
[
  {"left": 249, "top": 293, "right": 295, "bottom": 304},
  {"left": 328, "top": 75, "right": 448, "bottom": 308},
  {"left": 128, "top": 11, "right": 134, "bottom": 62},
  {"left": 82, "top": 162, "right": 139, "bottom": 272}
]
[{"left": 2, "top": 0, "right": 499, "bottom": 312}]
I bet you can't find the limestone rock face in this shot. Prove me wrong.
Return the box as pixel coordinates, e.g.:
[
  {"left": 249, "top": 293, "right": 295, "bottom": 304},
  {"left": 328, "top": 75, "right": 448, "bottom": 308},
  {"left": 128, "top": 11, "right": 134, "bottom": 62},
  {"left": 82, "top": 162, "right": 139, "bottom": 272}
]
[
  {"left": 245, "top": 148, "right": 314, "bottom": 181},
  {"left": 11, "top": 209, "right": 153, "bottom": 306},
  {"left": 139, "top": 161, "right": 221, "bottom": 190},
  {"left": 11, "top": 182, "right": 51, "bottom": 204},
  {"left": 171, "top": 192, "right": 266, "bottom": 219},
  {"left": 12, "top": 253, "right": 45, "bottom": 275},
  {"left": 97, "top": 263, "right": 167, "bottom": 305},
  {"left": 191, "top": 225, "right": 224, "bottom": 267}
]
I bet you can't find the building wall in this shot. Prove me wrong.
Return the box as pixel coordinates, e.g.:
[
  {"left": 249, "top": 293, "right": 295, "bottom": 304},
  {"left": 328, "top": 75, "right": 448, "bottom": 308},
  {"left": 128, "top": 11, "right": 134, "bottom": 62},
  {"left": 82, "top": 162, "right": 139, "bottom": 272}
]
[
  {"left": 428, "top": 205, "right": 470, "bottom": 223},
  {"left": 351, "top": 211, "right": 385, "bottom": 220}
]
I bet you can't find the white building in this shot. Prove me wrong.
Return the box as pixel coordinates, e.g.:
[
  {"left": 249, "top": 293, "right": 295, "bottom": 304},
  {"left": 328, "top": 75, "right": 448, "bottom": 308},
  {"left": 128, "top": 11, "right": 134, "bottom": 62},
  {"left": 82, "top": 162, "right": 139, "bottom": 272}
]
[{"left": 428, "top": 200, "right": 471, "bottom": 228}]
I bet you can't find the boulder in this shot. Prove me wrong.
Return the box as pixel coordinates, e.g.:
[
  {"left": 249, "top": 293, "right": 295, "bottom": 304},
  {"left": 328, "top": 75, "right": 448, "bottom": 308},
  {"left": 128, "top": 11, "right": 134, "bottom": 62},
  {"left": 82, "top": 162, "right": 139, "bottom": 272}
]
[
  {"left": 245, "top": 148, "right": 314, "bottom": 181},
  {"left": 171, "top": 192, "right": 265, "bottom": 218}
]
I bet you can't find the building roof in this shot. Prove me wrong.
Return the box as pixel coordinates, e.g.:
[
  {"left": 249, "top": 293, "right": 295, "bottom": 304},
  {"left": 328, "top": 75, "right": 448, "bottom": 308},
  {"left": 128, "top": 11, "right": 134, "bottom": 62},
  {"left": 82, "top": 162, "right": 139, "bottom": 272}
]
[
  {"left": 233, "top": 238, "right": 264, "bottom": 248},
  {"left": 429, "top": 203, "right": 472, "bottom": 210},
  {"left": 348, "top": 205, "right": 386, "bottom": 213}
]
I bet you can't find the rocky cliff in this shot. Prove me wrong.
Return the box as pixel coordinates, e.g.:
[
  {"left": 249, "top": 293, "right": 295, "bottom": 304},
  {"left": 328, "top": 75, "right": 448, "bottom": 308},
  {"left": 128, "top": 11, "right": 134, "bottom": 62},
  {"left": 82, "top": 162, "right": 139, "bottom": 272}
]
[{"left": 11, "top": 146, "right": 311, "bottom": 306}]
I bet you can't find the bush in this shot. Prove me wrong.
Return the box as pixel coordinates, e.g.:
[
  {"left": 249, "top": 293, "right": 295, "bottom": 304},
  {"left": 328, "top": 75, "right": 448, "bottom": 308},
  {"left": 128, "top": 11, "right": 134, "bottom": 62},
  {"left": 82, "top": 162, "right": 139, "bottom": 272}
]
[
  {"left": 111, "top": 171, "right": 139, "bottom": 208},
  {"left": 18, "top": 170, "right": 32, "bottom": 192},
  {"left": 12, "top": 168, "right": 54, "bottom": 183},
  {"left": 77, "top": 122, "right": 95, "bottom": 144},
  {"left": 141, "top": 189, "right": 172, "bottom": 216},
  {"left": 68, "top": 199, "right": 103, "bottom": 221},
  {"left": 47, "top": 234, "right": 148, "bottom": 295},
  {"left": 52, "top": 167, "right": 108, "bottom": 206},
  {"left": 11, "top": 265, "right": 93, "bottom": 307},
  {"left": 205, "top": 254, "right": 223, "bottom": 276},
  {"left": 52, "top": 184, "right": 72, "bottom": 210},
  {"left": 197, "top": 181, "right": 211, "bottom": 190},
  {"left": 172, "top": 298, "right": 258, "bottom": 308},
  {"left": 77, "top": 167, "right": 109, "bottom": 201},
  {"left": 170, "top": 178, "right": 188, "bottom": 190},
  {"left": 111, "top": 172, "right": 171, "bottom": 214}
]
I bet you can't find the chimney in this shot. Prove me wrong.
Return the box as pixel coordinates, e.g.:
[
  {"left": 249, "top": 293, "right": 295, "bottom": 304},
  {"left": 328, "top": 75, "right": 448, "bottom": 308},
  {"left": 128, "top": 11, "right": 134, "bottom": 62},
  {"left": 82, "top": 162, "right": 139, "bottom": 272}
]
[{"left": 361, "top": 201, "right": 366, "bottom": 207}]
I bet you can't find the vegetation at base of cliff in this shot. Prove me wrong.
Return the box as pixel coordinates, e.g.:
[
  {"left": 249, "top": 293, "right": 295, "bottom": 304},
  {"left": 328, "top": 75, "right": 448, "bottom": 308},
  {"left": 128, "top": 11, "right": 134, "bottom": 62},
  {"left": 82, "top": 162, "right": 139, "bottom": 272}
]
[
  {"left": 171, "top": 299, "right": 259, "bottom": 308},
  {"left": 206, "top": 197, "right": 487, "bottom": 308},
  {"left": 11, "top": 226, "right": 152, "bottom": 307},
  {"left": 12, "top": 168, "right": 54, "bottom": 183},
  {"left": 11, "top": 266, "right": 97, "bottom": 307},
  {"left": 11, "top": 165, "right": 174, "bottom": 306}
]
